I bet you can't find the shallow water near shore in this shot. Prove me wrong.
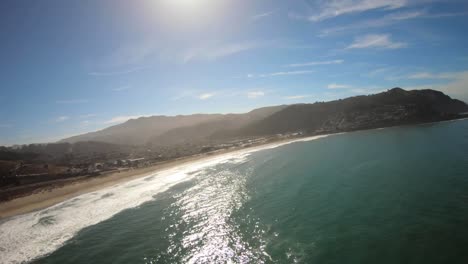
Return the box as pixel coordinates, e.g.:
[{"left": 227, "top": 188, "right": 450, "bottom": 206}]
[{"left": 2, "top": 120, "right": 468, "bottom": 263}]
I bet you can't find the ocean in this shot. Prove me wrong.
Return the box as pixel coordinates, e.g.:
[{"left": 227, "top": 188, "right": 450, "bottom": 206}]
[{"left": 1, "top": 119, "right": 467, "bottom": 264}]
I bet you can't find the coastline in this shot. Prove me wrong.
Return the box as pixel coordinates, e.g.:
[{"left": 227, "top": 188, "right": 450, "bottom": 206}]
[
  {"left": 0, "top": 155, "right": 204, "bottom": 219},
  {"left": 0, "top": 135, "right": 326, "bottom": 220},
  {"left": 1, "top": 117, "right": 466, "bottom": 220}
]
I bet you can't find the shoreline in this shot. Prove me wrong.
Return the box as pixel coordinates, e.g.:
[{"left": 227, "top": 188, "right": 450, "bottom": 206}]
[
  {"left": 0, "top": 135, "right": 320, "bottom": 220},
  {"left": 1, "top": 117, "right": 466, "bottom": 220},
  {"left": 0, "top": 155, "right": 202, "bottom": 219}
]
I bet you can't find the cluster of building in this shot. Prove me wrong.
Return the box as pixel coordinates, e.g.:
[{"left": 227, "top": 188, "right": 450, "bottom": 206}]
[
  {"left": 1, "top": 132, "right": 309, "bottom": 192},
  {"left": 2, "top": 158, "right": 149, "bottom": 187}
]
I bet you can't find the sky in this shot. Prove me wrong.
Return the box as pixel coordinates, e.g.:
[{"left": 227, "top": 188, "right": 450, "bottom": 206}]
[{"left": 1, "top": 0, "right": 468, "bottom": 146}]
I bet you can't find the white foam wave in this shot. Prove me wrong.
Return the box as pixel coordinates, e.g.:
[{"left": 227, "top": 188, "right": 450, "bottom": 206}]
[
  {"left": 0, "top": 135, "right": 330, "bottom": 263},
  {"left": 248, "top": 134, "right": 331, "bottom": 151}
]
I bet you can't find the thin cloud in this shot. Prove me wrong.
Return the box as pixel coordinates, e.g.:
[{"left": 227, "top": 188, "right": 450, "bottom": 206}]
[
  {"left": 286, "top": 59, "right": 344, "bottom": 68},
  {"left": 328, "top": 83, "right": 351, "bottom": 89},
  {"left": 176, "top": 89, "right": 269, "bottom": 100},
  {"left": 320, "top": 10, "right": 425, "bottom": 36},
  {"left": 408, "top": 72, "right": 458, "bottom": 79},
  {"left": 182, "top": 42, "right": 262, "bottom": 63},
  {"left": 284, "top": 95, "right": 313, "bottom": 100},
  {"left": 80, "top": 120, "right": 91, "bottom": 127},
  {"left": 367, "top": 67, "right": 393, "bottom": 77},
  {"left": 0, "top": 124, "right": 13, "bottom": 128},
  {"left": 88, "top": 67, "right": 148, "bottom": 76},
  {"left": 425, "top": 11, "right": 468, "bottom": 18},
  {"left": 172, "top": 90, "right": 218, "bottom": 101},
  {"left": 346, "top": 34, "right": 407, "bottom": 49},
  {"left": 112, "top": 85, "right": 132, "bottom": 92},
  {"left": 389, "top": 10, "right": 427, "bottom": 20},
  {"left": 304, "top": 0, "right": 407, "bottom": 22},
  {"left": 388, "top": 71, "right": 464, "bottom": 81},
  {"left": 96, "top": 41, "right": 156, "bottom": 69},
  {"left": 198, "top": 93, "right": 215, "bottom": 100},
  {"left": 171, "top": 90, "right": 197, "bottom": 101},
  {"left": 56, "top": 99, "right": 89, "bottom": 104},
  {"left": 247, "top": 91, "right": 265, "bottom": 99},
  {"left": 79, "top": 114, "right": 97, "bottom": 119},
  {"left": 88, "top": 41, "right": 155, "bottom": 79},
  {"left": 249, "top": 70, "right": 315, "bottom": 78},
  {"left": 55, "top": 116, "right": 70, "bottom": 122},
  {"left": 252, "top": 10, "right": 276, "bottom": 21},
  {"left": 319, "top": 10, "right": 468, "bottom": 37}
]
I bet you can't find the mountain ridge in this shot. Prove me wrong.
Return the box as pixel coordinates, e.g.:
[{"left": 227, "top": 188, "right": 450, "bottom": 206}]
[
  {"left": 227, "top": 88, "right": 468, "bottom": 138},
  {"left": 59, "top": 88, "right": 468, "bottom": 147}
]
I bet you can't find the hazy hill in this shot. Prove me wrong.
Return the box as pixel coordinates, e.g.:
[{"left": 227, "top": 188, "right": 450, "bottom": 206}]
[
  {"left": 148, "top": 105, "right": 287, "bottom": 146},
  {"left": 60, "top": 114, "right": 223, "bottom": 145},
  {"left": 228, "top": 88, "right": 468, "bottom": 138},
  {"left": 8, "top": 141, "right": 134, "bottom": 164}
]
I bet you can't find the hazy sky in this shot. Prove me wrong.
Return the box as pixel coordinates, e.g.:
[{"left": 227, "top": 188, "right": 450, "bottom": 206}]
[{"left": 1, "top": 0, "right": 468, "bottom": 145}]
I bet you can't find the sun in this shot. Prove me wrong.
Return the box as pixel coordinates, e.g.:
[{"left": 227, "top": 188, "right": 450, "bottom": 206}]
[
  {"left": 154, "top": 0, "right": 225, "bottom": 28},
  {"left": 171, "top": 0, "right": 198, "bottom": 5},
  {"left": 158, "top": 0, "right": 213, "bottom": 17},
  {"left": 163, "top": 0, "right": 206, "bottom": 9}
]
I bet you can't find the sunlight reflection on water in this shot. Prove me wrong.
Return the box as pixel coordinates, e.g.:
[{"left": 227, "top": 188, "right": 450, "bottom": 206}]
[{"left": 148, "top": 159, "right": 272, "bottom": 263}]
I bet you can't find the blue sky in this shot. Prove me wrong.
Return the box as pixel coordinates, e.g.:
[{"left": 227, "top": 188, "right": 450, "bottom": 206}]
[{"left": 1, "top": 0, "right": 468, "bottom": 145}]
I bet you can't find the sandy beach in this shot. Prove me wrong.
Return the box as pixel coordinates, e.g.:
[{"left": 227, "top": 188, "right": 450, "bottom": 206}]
[
  {"left": 0, "top": 153, "right": 221, "bottom": 219},
  {"left": 0, "top": 135, "right": 321, "bottom": 220}
]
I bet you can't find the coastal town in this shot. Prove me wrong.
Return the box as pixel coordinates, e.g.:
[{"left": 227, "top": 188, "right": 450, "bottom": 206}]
[{"left": 0, "top": 133, "right": 304, "bottom": 201}]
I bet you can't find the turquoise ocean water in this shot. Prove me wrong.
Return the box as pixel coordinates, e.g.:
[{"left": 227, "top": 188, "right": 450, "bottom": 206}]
[{"left": 1, "top": 119, "right": 467, "bottom": 263}]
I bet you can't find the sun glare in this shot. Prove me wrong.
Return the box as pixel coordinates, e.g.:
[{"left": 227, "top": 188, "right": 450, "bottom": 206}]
[
  {"left": 163, "top": 0, "right": 206, "bottom": 10},
  {"left": 171, "top": 0, "right": 198, "bottom": 6},
  {"left": 156, "top": 0, "right": 225, "bottom": 27}
]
